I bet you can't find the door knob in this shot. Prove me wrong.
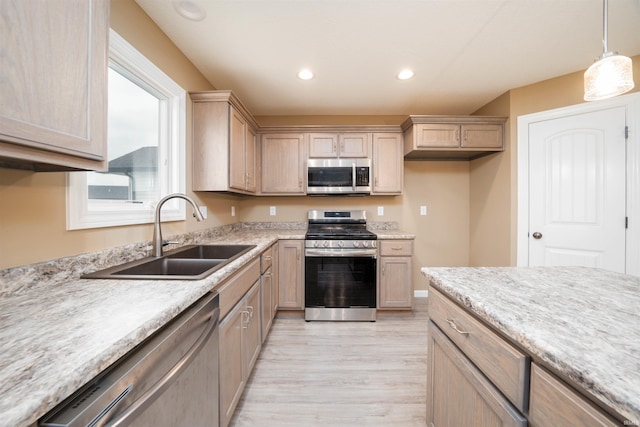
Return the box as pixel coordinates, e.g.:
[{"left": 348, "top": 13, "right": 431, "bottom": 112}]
[{"left": 532, "top": 232, "right": 543, "bottom": 239}]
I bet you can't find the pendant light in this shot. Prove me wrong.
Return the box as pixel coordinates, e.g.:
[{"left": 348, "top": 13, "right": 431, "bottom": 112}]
[{"left": 584, "top": 0, "right": 634, "bottom": 101}]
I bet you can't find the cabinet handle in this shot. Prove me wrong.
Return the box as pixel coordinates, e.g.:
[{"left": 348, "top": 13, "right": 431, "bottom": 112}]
[
  {"left": 446, "top": 319, "right": 469, "bottom": 335},
  {"left": 382, "top": 265, "right": 385, "bottom": 275},
  {"left": 247, "top": 306, "right": 254, "bottom": 319},
  {"left": 463, "top": 130, "right": 468, "bottom": 143},
  {"left": 455, "top": 129, "right": 460, "bottom": 143},
  {"left": 241, "top": 310, "right": 250, "bottom": 328},
  {"left": 263, "top": 255, "right": 272, "bottom": 261},
  {"left": 333, "top": 142, "right": 338, "bottom": 153},
  {"left": 391, "top": 246, "right": 403, "bottom": 251}
]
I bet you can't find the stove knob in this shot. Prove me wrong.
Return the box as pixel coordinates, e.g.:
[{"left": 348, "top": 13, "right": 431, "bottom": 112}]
[
  {"left": 338, "top": 240, "right": 344, "bottom": 248},
  {"left": 313, "top": 241, "right": 320, "bottom": 248},
  {"left": 323, "top": 241, "right": 329, "bottom": 248},
  {"left": 353, "top": 241, "right": 360, "bottom": 248}
]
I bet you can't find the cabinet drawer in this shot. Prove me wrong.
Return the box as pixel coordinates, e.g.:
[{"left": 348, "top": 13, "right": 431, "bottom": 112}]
[
  {"left": 529, "top": 363, "right": 618, "bottom": 427},
  {"left": 428, "top": 287, "right": 529, "bottom": 411},
  {"left": 261, "top": 245, "right": 273, "bottom": 273},
  {"left": 379, "top": 240, "right": 413, "bottom": 256},
  {"left": 218, "top": 258, "right": 260, "bottom": 319}
]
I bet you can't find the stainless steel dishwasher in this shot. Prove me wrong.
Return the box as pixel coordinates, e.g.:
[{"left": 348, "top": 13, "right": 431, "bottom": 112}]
[{"left": 39, "top": 292, "right": 220, "bottom": 427}]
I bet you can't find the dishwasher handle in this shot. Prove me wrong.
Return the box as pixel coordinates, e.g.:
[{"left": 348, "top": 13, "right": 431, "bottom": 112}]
[{"left": 103, "top": 306, "right": 220, "bottom": 427}]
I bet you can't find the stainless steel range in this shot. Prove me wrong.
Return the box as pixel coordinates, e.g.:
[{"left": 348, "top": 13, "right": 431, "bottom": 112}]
[{"left": 304, "top": 210, "right": 377, "bottom": 321}]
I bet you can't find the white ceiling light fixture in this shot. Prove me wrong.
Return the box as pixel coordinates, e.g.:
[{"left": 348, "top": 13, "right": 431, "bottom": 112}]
[
  {"left": 298, "top": 69, "right": 315, "bottom": 80},
  {"left": 172, "top": 0, "right": 206, "bottom": 21},
  {"left": 584, "top": 0, "right": 634, "bottom": 101},
  {"left": 397, "top": 69, "right": 415, "bottom": 80}
]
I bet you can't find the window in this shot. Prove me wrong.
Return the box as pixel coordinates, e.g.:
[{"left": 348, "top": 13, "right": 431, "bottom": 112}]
[{"left": 67, "top": 29, "right": 186, "bottom": 230}]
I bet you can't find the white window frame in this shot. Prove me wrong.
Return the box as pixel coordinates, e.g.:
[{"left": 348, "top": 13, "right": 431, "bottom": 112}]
[{"left": 67, "top": 29, "right": 186, "bottom": 230}]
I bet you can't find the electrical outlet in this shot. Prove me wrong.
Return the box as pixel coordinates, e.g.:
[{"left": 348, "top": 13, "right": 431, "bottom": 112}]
[
  {"left": 198, "top": 206, "right": 208, "bottom": 219},
  {"left": 231, "top": 206, "right": 235, "bottom": 217},
  {"left": 270, "top": 206, "right": 277, "bottom": 216},
  {"left": 377, "top": 206, "right": 384, "bottom": 216},
  {"left": 420, "top": 205, "right": 427, "bottom": 216}
]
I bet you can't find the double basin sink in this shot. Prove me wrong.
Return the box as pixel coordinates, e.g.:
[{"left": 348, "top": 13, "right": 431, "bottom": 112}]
[{"left": 83, "top": 244, "right": 256, "bottom": 280}]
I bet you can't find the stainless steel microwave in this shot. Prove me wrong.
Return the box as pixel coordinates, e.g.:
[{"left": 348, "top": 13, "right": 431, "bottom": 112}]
[{"left": 307, "top": 158, "right": 371, "bottom": 195}]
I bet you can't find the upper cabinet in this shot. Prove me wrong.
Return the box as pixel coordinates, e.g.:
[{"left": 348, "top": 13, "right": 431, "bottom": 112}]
[
  {"left": 0, "top": 0, "right": 109, "bottom": 171},
  {"left": 308, "top": 133, "right": 370, "bottom": 158},
  {"left": 191, "top": 91, "right": 260, "bottom": 194},
  {"left": 371, "top": 133, "right": 403, "bottom": 195},
  {"left": 402, "top": 116, "right": 506, "bottom": 160},
  {"left": 260, "top": 133, "right": 306, "bottom": 195}
]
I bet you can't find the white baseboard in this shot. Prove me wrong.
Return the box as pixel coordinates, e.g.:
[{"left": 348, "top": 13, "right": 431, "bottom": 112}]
[{"left": 414, "top": 290, "right": 429, "bottom": 298}]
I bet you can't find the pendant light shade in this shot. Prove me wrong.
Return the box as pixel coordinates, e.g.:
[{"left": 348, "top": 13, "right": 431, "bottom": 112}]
[{"left": 584, "top": 0, "right": 635, "bottom": 101}]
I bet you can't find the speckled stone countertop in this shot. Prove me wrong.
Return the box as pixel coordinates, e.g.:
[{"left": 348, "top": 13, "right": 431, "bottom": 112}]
[
  {"left": 422, "top": 266, "right": 640, "bottom": 424},
  {"left": 0, "top": 228, "right": 304, "bottom": 427}
]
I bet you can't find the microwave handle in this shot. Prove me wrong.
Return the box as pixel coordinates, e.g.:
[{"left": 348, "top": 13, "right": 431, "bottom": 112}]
[{"left": 352, "top": 162, "right": 356, "bottom": 192}]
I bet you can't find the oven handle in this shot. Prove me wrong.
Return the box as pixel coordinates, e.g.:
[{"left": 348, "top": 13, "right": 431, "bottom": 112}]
[
  {"left": 352, "top": 162, "right": 356, "bottom": 192},
  {"left": 305, "top": 248, "right": 377, "bottom": 258}
]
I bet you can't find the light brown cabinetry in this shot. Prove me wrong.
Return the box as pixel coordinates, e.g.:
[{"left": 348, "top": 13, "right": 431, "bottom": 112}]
[
  {"left": 260, "top": 244, "right": 277, "bottom": 341},
  {"left": 277, "top": 240, "right": 304, "bottom": 309},
  {"left": 378, "top": 240, "right": 413, "bottom": 309},
  {"left": 217, "top": 258, "right": 262, "bottom": 427},
  {"left": 0, "top": 0, "right": 108, "bottom": 171},
  {"left": 308, "top": 133, "right": 370, "bottom": 158},
  {"left": 260, "top": 133, "right": 306, "bottom": 195},
  {"left": 403, "top": 116, "right": 506, "bottom": 160},
  {"left": 219, "top": 281, "right": 261, "bottom": 427},
  {"left": 371, "top": 133, "right": 404, "bottom": 194},
  {"left": 191, "top": 91, "right": 260, "bottom": 194},
  {"left": 427, "top": 322, "right": 527, "bottom": 427},
  {"left": 529, "top": 363, "right": 618, "bottom": 427}
]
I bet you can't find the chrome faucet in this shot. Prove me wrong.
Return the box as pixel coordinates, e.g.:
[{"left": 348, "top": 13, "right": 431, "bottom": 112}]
[{"left": 152, "top": 193, "right": 205, "bottom": 257}]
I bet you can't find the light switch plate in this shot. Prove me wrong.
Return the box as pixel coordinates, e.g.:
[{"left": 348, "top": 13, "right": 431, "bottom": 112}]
[
  {"left": 377, "top": 206, "right": 384, "bottom": 216},
  {"left": 270, "top": 206, "right": 276, "bottom": 216},
  {"left": 420, "top": 205, "right": 427, "bottom": 216}
]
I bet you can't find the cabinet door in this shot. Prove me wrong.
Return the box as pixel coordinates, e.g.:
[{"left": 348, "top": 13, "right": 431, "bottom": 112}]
[
  {"left": 219, "top": 303, "right": 246, "bottom": 427},
  {"left": 339, "top": 133, "right": 370, "bottom": 157},
  {"left": 245, "top": 125, "right": 258, "bottom": 192},
  {"left": 308, "top": 133, "right": 339, "bottom": 158},
  {"left": 260, "top": 266, "right": 273, "bottom": 342},
  {"left": 427, "top": 322, "right": 527, "bottom": 427},
  {"left": 229, "top": 106, "right": 247, "bottom": 191},
  {"left": 244, "top": 281, "right": 262, "bottom": 373},
  {"left": 378, "top": 256, "right": 413, "bottom": 309},
  {"left": 372, "top": 133, "right": 403, "bottom": 194},
  {"left": 0, "top": 0, "right": 108, "bottom": 171},
  {"left": 416, "top": 124, "right": 460, "bottom": 148},
  {"left": 278, "top": 240, "right": 304, "bottom": 309},
  {"left": 461, "top": 124, "right": 503, "bottom": 149},
  {"left": 260, "top": 134, "right": 306, "bottom": 194},
  {"left": 529, "top": 363, "right": 618, "bottom": 427}
]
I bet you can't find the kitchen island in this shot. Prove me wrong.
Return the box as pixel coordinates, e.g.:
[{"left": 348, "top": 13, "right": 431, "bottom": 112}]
[{"left": 422, "top": 266, "right": 640, "bottom": 425}]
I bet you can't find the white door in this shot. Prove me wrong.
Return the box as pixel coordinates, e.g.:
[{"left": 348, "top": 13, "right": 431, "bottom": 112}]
[{"left": 528, "top": 107, "right": 626, "bottom": 273}]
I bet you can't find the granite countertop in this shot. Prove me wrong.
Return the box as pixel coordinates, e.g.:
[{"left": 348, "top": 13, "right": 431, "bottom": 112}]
[
  {"left": 0, "top": 228, "right": 304, "bottom": 427},
  {"left": 422, "top": 266, "right": 640, "bottom": 424}
]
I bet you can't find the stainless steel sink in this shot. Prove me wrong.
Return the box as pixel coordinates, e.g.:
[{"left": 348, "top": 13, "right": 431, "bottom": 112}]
[{"left": 83, "top": 244, "right": 256, "bottom": 280}]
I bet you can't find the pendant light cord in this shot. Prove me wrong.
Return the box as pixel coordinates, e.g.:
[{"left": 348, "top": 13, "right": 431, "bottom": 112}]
[{"left": 602, "top": 0, "right": 609, "bottom": 53}]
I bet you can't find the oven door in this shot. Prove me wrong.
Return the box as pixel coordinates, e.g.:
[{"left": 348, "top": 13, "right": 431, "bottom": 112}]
[{"left": 304, "top": 249, "right": 377, "bottom": 310}]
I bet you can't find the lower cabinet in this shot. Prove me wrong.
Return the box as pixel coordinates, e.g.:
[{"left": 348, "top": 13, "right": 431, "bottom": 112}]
[
  {"left": 378, "top": 239, "right": 414, "bottom": 309},
  {"left": 260, "top": 244, "right": 277, "bottom": 341},
  {"left": 427, "top": 322, "right": 527, "bottom": 427},
  {"left": 219, "top": 280, "right": 261, "bottom": 427},
  {"left": 278, "top": 240, "right": 304, "bottom": 310},
  {"left": 529, "top": 363, "right": 618, "bottom": 427}
]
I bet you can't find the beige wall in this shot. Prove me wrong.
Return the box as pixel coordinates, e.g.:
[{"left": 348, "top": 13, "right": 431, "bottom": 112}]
[{"left": 469, "top": 55, "right": 640, "bottom": 266}]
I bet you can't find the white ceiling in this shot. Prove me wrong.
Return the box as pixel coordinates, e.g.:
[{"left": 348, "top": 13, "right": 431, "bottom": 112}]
[{"left": 134, "top": 0, "right": 640, "bottom": 116}]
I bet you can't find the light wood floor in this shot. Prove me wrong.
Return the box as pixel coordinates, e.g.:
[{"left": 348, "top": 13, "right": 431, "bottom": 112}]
[{"left": 229, "top": 299, "right": 429, "bottom": 426}]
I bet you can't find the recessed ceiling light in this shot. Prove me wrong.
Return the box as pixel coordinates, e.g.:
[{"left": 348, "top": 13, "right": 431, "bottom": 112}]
[
  {"left": 397, "top": 69, "right": 415, "bottom": 80},
  {"left": 298, "top": 69, "right": 314, "bottom": 80},
  {"left": 172, "top": 0, "right": 206, "bottom": 21}
]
